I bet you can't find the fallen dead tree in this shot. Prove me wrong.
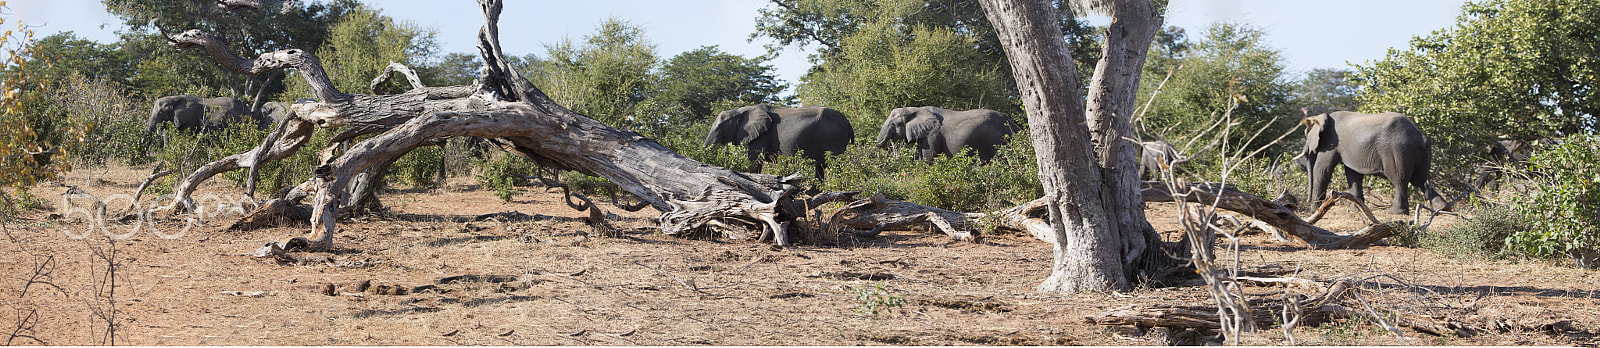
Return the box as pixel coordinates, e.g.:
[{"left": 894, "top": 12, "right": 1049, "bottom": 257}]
[
  {"left": 158, "top": 0, "right": 824, "bottom": 251},
  {"left": 1088, "top": 278, "right": 1471, "bottom": 338},
  {"left": 826, "top": 181, "right": 1394, "bottom": 249}
]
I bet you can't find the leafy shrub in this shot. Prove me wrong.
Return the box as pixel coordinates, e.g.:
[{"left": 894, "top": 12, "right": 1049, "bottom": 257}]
[
  {"left": 388, "top": 143, "right": 445, "bottom": 189},
  {"left": 476, "top": 153, "right": 535, "bottom": 202},
  {"left": 1507, "top": 135, "right": 1600, "bottom": 262},
  {"left": 1391, "top": 204, "right": 1520, "bottom": 259},
  {"left": 853, "top": 282, "right": 904, "bottom": 317},
  {"left": 823, "top": 133, "right": 1040, "bottom": 212},
  {"left": 51, "top": 73, "right": 149, "bottom": 166}
]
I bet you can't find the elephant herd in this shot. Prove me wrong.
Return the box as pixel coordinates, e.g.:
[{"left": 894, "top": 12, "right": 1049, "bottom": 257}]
[
  {"left": 144, "top": 95, "right": 306, "bottom": 134},
  {"left": 149, "top": 94, "right": 1461, "bottom": 216},
  {"left": 702, "top": 105, "right": 1467, "bottom": 215},
  {"left": 702, "top": 105, "right": 1020, "bottom": 181}
]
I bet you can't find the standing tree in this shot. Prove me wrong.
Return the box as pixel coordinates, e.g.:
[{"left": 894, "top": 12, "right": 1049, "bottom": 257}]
[
  {"left": 1136, "top": 22, "right": 1297, "bottom": 155},
  {"left": 755, "top": 0, "right": 1103, "bottom": 138},
  {"left": 1292, "top": 68, "right": 1361, "bottom": 116},
  {"left": 106, "top": 0, "right": 357, "bottom": 108},
  {"left": 978, "top": 0, "right": 1166, "bottom": 292}
]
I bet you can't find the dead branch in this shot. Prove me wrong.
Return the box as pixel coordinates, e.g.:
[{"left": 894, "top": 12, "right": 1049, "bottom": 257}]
[
  {"left": 1305, "top": 191, "right": 1380, "bottom": 226},
  {"left": 370, "top": 61, "right": 427, "bottom": 94},
  {"left": 164, "top": 0, "right": 811, "bottom": 251},
  {"left": 1141, "top": 182, "right": 1393, "bottom": 249},
  {"left": 826, "top": 193, "right": 982, "bottom": 242},
  {"left": 130, "top": 169, "right": 172, "bottom": 206}
]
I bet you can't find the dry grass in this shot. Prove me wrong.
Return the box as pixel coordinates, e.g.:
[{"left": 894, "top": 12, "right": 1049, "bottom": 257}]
[{"left": 1, "top": 165, "right": 1596, "bottom": 345}]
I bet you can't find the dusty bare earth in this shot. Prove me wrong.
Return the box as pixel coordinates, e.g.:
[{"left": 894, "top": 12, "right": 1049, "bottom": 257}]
[{"left": 3, "top": 164, "right": 1598, "bottom": 346}]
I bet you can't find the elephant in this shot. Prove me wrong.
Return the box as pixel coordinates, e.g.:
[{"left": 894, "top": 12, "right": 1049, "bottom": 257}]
[
  {"left": 704, "top": 104, "right": 854, "bottom": 181},
  {"left": 874, "top": 106, "right": 1020, "bottom": 162},
  {"left": 1472, "top": 137, "right": 1558, "bottom": 191},
  {"left": 1302, "top": 111, "right": 1449, "bottom": 215},
  {"left": 252, "top": 98, "right": 318, "bottom": 128},
  {"left": 1137, "top": 140, "right": 1181, "bottom": 179},
  {"left": 144, "top": 95, "right": 251, "bottom": 134}
]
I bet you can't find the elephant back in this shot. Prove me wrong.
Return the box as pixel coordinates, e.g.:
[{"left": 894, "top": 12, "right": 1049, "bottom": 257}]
[
  {"left": 774, "top": 106, "right": 854, "bottom": 155},
  {"left": 202, "top": 97, "right": 249, "bottom": 128}
]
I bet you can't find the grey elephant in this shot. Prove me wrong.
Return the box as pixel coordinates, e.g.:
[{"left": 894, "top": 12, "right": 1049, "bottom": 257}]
[
  {"left": 251, "top": 98, "right": 318, "bottom": 128},
  {"left": 1472, "top": 137, "right": 1558, "bottom": 191},
  {"left": 145, "top": 95, "right": 250, "bottom": 133},
  {"left": 1303, "top": 111, "right": 1449, "bottom": 215},
  {"left": 1137, "top": 140, "right": 1182, "bottom": 179},
  {"left": 704, "top": 105, "right": 854, "bottom": 180},
  {"left": 875, "top": 106, "right": 1020, "bottom": 162}
]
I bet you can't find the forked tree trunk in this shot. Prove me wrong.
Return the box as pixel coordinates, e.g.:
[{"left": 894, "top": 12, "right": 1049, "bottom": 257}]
[
  {"left": 161, "top": 0, "right": 805, "bottom": 251},
  {"left": 979, "top": 0, "right": 1166, "bottom": 293}
]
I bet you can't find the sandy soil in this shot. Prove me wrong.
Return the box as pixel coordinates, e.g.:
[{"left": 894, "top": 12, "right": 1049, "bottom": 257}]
[{"left": 2, "top": 164, "right": 1597, "bottom": 346}]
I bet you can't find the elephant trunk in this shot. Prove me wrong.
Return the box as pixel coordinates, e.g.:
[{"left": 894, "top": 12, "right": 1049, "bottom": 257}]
[
  {"left": 874, "top": 125, "right": 894, "bottom": 148},
  {"left": 146, "top": 108, "right": 164, "bottom": 134},
  {"left": 704, "top": 121, "right": 725, "bottom": 148}
]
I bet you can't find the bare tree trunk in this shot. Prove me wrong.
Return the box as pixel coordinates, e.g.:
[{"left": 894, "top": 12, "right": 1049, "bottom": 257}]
[{"left": 979, "top": 0, "right": 1166, "bottom": 293}]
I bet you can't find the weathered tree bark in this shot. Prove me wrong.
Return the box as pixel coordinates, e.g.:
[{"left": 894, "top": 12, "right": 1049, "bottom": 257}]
[
  {"left": 164, "top": 0, "right": 806, "bottom": 251},
  {"left": 979, "top": 0, "right": 1167, "bottom": 293},
  {"left": 827, "top": 183, "right": 1392, "bottom": 249},
  {"left": 1142, "top": 183, "right": 1394, "bottom": 249}
]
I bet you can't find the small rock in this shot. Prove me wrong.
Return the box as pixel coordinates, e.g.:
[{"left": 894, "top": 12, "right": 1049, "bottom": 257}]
[{"left": 320, "top": 283, "right": 337, "bottom": 296}]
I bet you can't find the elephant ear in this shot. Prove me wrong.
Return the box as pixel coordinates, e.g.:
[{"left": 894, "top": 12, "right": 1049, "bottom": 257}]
[
  {"left": 903, "top": 109, "right": 941, "bottom": 142},
  {"left": 1304, "top": 114, "right": 1335, "bottom": 154},
  {"left": 740, "top": 110, "right": 773, "bottom": 144}
]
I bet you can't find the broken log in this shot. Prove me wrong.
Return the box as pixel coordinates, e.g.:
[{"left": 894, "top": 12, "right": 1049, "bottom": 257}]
[
  {"left": 825, "top": 181, "right": 1392, "bottom": 249},
  {"left": 1140, "top": 182, "right": 1393, "bottom": 249}
]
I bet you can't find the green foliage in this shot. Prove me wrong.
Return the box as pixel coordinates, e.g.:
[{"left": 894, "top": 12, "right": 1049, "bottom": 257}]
[
  {"left": 2, "top": 187, "right": 45, "bottom": 215},
  {"left": 853, "top": 283, "right": 904, "bottom": 317},
  {"left": 416, "top": 52, "right": 481, "bottom": 87},
  {"left": 1185, "top": 153, "right": 1306, "bottom": 200},
  {"left": 22, "top": 32, "right": 134, "bottom": 90},
  {"left": 49, "top": 73, "right": 150, "bottom": 166},
  {"left": 2, "top": 11, "right": 86, "bottom": 202},
  {"left": 1506, "top": 136, "right": 1600, "bottom": 261},
  {"left": 522, "top": 17, "right": 659, "bottom": 129},
  {"left": 1353, "top": 0, "right": 1600, "bottom": 176},
  {"left": 652, "top": 116, "right": 753, "bottom": 171},
  {"left": 1137, "top": 22, "right": 1297, "bottom": 158},
  {"left": 1292, "top": 68, "right": 1362, "bottom": 115},
  {"left": 1391, "top": 205, "right": 1520, "bottom": 259},
  {"left": 476, "top": 153, "right": 535, "bottom": 203},
  {"left": 286, "top": 4, "right": 439, "bottom": 97},
  {"left": 388, "top": 145, "right": 444, "bottom": 189},
  {"left": 800, "top": 19, "right": 1016, "bottom": 139},
  {"left": 559, "top": 171, "right": 619, "bottom": 198},
  {"left": 641, "top": 46, "right": 788, "bottom": 134},
  {"left": 106, "top": 0, "right": 356, "bottom": 100},
  {"left": 818, "top": 134, "right": 1040, "bottom": 212},
  {"left": 754, "top": 0, "right": 1101, "bottom": 89}
]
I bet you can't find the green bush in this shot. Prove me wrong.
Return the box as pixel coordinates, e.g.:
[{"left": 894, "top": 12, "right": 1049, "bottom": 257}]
[
  {"left": 476, "top": 153, "right": 536, "bottom": 202},
  {"left": 822, "top": 133, "right": 1040, "bottom": 212},
  {"left": 1507, "top": 135, "right": 1600, "bottom": 261},
  {"left": 388, "top": 143, "right": 445, "bottom": 189},
  {"left": 1392, "top": 204, "right": 1520, "bottom": 259},
  {"left": 51, "top": 73, "right": 149, "bottom": 166}
]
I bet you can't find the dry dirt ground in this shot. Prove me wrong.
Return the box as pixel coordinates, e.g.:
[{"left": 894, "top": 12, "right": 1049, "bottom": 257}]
[{"left": 3, "top": 164, "right": 1599, "bottom": 346}]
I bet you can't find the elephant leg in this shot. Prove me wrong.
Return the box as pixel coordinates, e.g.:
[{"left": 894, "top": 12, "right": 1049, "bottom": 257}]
[
  {"left": 812, "top": 156, "right": 828, "bottom": 182},
  {"left": 1414, "top": 175, "right": 1451, "bottom": 213},
  {"left": 1387, "top": 175, "right": 1411, "bottom": 215},
  {"left": 1344, "top": 167, "right": 1366, "bottom": 204},
  {"left": 746, "top": 151, "right": 764, "bottom": 173}
]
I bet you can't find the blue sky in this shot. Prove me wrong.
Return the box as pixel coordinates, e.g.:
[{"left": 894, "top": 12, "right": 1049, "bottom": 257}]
[{"left": 11, "top": 0, "right": 1468, "bottom": 88}]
